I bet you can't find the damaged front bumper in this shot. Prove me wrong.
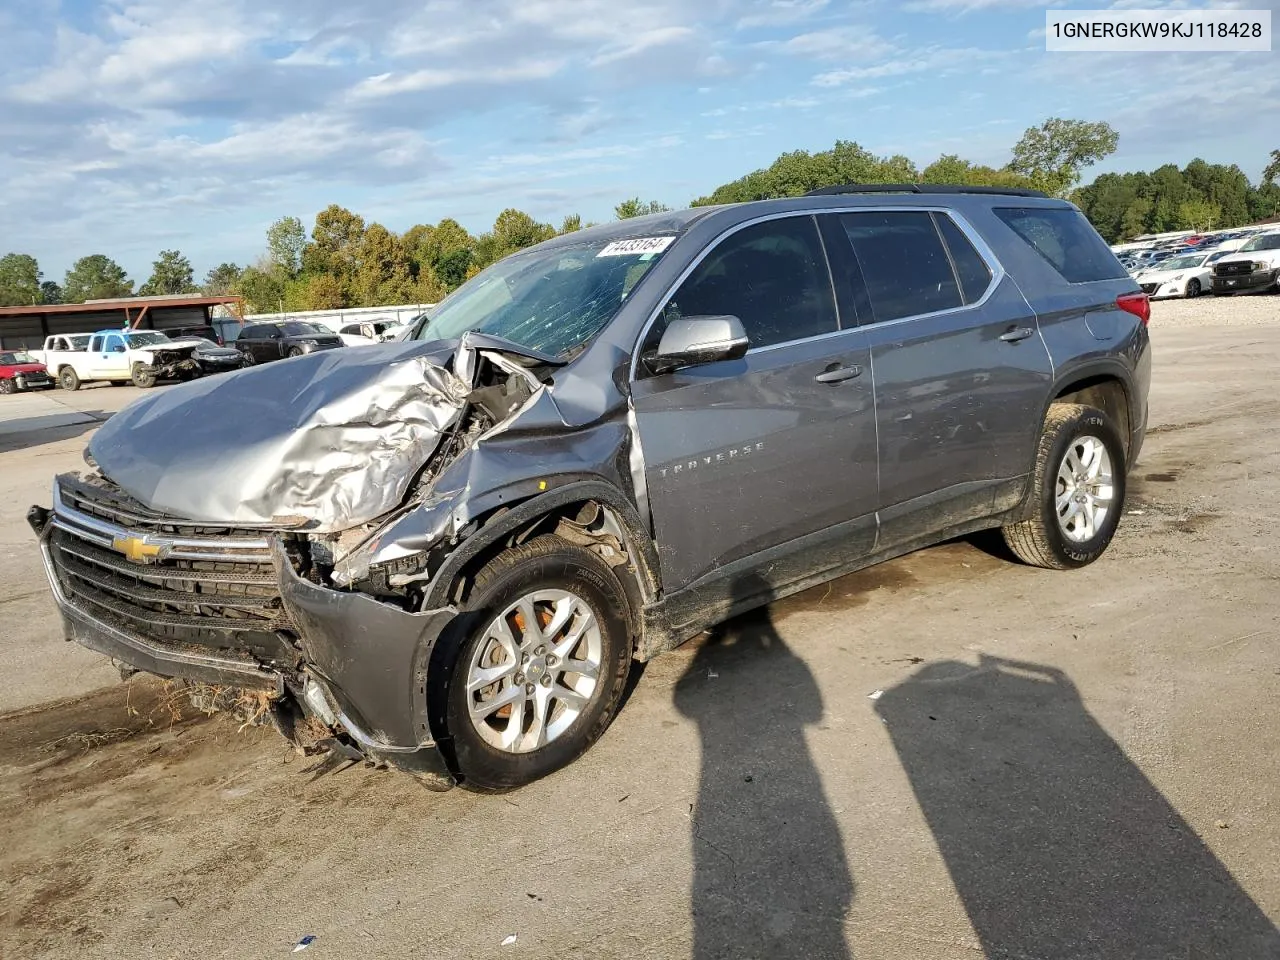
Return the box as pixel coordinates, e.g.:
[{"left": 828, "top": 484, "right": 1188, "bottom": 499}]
[{"left": 29, "top": 484, "right": 460, "bottom": 788}]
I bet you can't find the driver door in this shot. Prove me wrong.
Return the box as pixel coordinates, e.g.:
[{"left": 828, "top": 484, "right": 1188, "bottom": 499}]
[
  {"left": 630, "top": 214, "right": 879, "bottom": 594},
  {"left": 88, "top": 333, "right": 129, "bottom": 378}
]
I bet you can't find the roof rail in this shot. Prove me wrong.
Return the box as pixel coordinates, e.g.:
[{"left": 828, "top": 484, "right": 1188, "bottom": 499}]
[{"left": 804, "top": 183, "right": 1050, "bottom": 199}]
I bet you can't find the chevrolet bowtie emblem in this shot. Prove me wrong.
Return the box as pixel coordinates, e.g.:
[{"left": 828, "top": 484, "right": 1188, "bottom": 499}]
[{"left": 112, "top": 535, "right": 163, "bottom": 564}]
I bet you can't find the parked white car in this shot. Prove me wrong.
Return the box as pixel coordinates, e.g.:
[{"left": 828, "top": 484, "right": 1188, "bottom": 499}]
[
  {"left": 337, "top": 320, "right": 399, "bottom": 346},
  {"left": 1133, "top": 251, "right": 1223, "bottom": 299}
]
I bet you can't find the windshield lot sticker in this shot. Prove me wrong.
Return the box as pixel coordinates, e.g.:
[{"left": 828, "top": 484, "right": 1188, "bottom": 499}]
[{"left": 597, "top": 237, "right": 675, "bottom": 258}]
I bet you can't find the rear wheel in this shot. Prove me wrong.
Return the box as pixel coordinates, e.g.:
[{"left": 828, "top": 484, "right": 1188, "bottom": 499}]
[
  {"left": 131, "top": 363, "right": 158, "bottom": 388},
  {"left": 1185, "top": 278, "right": 1201, "bottom": 298},
  {"left": 58, "top": 367, "right": 80, "bottom": 391},
  {"left": 440, "top": 535, "right": 632, "bottom": 790},
  {"left": 1002, "top": 403, "right": 1127, "bottom": 570},
  {"left": 0, "top": 379, "right": 15, "bottom": 395}
]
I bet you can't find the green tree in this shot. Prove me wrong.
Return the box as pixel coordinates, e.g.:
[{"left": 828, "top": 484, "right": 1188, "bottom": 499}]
[
  {"left": 305, "top": 205, "right": 366, "bottom": 278},
  {"left": 0, "top": 253, "right": 41, "bottom": 306},
  {"left": 266, "top": 216, "right": 307, "bottom": 277},
  {"left": 353, "top": 223, "right": 416, "bottom": 306},
  {"left": 203, "top": 263, "right": 242, "bottom": 296},
  {"left": 302, "top": 273, "right": 347, "bottom": 310},
  {"left": 920, "top": 155, "right": 1038, "bottom": 190},
  {"left": 233, "top": 261, "right": 286, "bottom": 313},
  {"left": 1119, "top": 198, "right": 1153, "bottom": 240},
  {"left": 615, "top": 198, "right": 671, "bottom": 219},
  {"left": 1007, "top": 118, "right": 1119, "bottom": 196},
  {"left": 64, "top": 254, "right": 132, "bottom": 302},
  {"left": 139, "top": 249, "right": 197, "bottom": 296},
  {"left": 1178, "top": 198, "right": 1222, "bottom": 231},
  {"left": 1264, "top": 149, "right": 1280, "bottom": 187},
  {"left": 39, "top": 280, "right": 63, "bottom": 304},
  {"left": 694, "top": 140, "right": 920, "bottom": 206},
  {"left": 560, "top": 213, "right": 583, "bottom": 234}
]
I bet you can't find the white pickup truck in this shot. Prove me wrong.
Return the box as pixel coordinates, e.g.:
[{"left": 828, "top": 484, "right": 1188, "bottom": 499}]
[{"left": 34, "top": 329, "right": 221, "bottom": 390}]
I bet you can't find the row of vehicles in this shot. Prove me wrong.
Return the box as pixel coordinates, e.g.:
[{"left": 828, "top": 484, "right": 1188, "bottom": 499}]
[
  {"left": 1114, "top": 228, "right": 1280, "bottom": 300},
  {"left": 3, "top": 317, "right": 415, "bottom": 395}
]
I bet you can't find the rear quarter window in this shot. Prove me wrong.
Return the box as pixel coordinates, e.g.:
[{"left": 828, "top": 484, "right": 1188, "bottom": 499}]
[{"left": 995, "top": 207, "right": 1127, "bottom": 284}]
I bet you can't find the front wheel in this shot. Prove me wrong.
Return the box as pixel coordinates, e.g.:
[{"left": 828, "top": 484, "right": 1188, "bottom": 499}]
[
  {"left": 1185, "top": 278, "right": 1201, "bottom": 298},
  {"left": 1002, "top": 403, "right": 1127, "bottom": 570},
  {"left": 0, "top": 379, "right": 15, "bottom": 395},
  {"left": 440, "top": 535, "right": 633, "bottom": 790},
  {"left": 288, "top": 347, "right": 304, "bottom": 358},
  {"left": 58, "top": 367, "right": 80, "bottom": 391},
  {"left": 131, "top": 363, "right": 158, "bottom": 388}
]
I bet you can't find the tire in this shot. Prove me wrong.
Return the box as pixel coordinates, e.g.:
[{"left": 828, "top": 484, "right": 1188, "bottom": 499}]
[
  {"left": 439, "top": 534, "right": 633, "bottom": 790},
  {"left": 240, "top": 351, "right": 256, "bottom": 367},
  {"left": 1185, "top": 278, "right": 1201, "bottom": 298},
  {"left": 0, "top": 379, "right": 15, "bottom": 395},
  {"left": 131, "top": 363, "right": 158, "bottom": 388},
  {"left": 59, "top": 367, "right": 80, "bottom": 391},
  {"left": 1002, "top": 403, "right": 1127, "bottom": 570},
  {"left": 287, "top": 347, "right": 304, "bottom": 358}
]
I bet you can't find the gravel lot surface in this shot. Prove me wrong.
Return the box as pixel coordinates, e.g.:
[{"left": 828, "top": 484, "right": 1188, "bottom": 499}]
[{"left": 2, "top": 298, "right": 1278, "bottom": 959}]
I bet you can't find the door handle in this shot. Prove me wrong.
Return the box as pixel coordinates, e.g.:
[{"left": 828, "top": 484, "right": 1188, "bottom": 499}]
[
  {"left": 999, "top": 326, "right": 1035, "bottom": 343},
  {"left": 815, "top": 363, "right": 863, "bottom": 384}
]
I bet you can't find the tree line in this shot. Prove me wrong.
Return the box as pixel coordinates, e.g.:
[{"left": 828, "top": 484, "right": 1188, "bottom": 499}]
[{"left": 2, "top": 120, "right": 1277, "bottom": 311}]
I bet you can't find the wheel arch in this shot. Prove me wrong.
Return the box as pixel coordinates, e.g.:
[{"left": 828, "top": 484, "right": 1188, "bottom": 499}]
[
  {"left": 1047, "top": 365, "right": 1135, "bottom": 461},
  {"left": 421, "top": 480, "right": 661, "bottom": 642}
]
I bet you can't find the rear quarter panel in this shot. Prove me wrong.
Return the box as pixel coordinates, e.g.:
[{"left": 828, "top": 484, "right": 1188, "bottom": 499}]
[{"left": 963, "top": 204, "right": 1148, "bottom": 445}]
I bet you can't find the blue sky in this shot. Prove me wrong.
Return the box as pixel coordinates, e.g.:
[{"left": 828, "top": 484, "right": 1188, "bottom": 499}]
[{"left": 1, "top": 0, "right": 1277, "bottom": 285}]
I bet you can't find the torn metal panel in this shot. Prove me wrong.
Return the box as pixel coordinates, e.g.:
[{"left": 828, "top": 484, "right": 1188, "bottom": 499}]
[
  {"left": 87, "top": 342, "right": 471, "bottom": 533},
  {"left": 330, "top": 388, "right": 636, "bottom": 588}
]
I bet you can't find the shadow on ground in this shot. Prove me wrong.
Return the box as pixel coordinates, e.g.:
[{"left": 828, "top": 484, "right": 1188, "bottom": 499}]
[
  {"left": 876, "top": 655, "right": 1280, "bottom": 959},
  {"left": 0, "top": 411, "right": 111, "bottom": 454},
  {"left": 674, "top": 573, "right": 854, "bottom": 960}
]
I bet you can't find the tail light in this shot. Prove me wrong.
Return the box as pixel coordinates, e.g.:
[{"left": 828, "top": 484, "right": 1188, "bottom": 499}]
[{"left": 1116, "top": 292, "right": 1150, "bottom": 327}]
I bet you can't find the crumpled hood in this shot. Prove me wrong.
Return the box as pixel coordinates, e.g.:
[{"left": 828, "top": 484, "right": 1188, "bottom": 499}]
[{"left": 88, "top": 341, "right": 469, "bottom": 532}]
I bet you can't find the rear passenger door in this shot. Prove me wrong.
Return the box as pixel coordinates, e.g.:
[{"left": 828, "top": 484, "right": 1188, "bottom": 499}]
[
  {"left": 632, "top": 214, "right": 879, "bottom": 593},
  {"left": 825, "top": 209, "right": 1053, "bottom": 549}
]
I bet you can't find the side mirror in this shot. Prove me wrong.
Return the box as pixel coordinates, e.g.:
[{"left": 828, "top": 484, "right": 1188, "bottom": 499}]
[
  {"left": 112, "top": 344, "right": 126, "bottom": 353},
  {"left": 647, "top": 315, "right": 749, "bottom": 375}
]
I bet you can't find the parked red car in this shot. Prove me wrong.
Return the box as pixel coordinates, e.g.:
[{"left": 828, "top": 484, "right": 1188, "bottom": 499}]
[{"left": 0, "top": 350, "right": 56, "bottom": 394}]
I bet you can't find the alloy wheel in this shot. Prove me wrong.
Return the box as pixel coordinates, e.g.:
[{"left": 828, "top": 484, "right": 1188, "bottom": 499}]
[
  {"left": 1055, "top": 435, "right": 1114, "bottom": 543},
  {"left": 465, "top": 589, "right": 603, "bottom": 754}
]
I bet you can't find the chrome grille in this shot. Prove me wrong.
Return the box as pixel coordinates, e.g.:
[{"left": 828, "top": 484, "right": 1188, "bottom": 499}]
[{"left": 46, "top": 476, "right": 298, "bottom": 665}]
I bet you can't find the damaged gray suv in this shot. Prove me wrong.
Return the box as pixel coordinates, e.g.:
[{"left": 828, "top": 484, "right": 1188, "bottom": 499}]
[{"left": 30, "top": 185, "right": 1151, "bottom": 790}]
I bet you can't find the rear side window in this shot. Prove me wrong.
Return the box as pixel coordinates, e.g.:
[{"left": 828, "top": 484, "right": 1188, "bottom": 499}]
[
  {"left": 839, "top": 211, "right": 962, "bottom": 322},
  {"left": 936, "top": 215, "right": 993, "bottom": 304},
  {"left": 994, "top": 207, "right": 1126, "bottom": 283},
  {"left": 658, "top": 215, "right": 839, "bottom": 350}
]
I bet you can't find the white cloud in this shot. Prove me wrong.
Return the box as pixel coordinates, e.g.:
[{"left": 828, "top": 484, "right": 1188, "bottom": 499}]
[
  {"left": 767, "top": 26, "right": 894, "bottom": 60},
  {"left": 813, "top": 46, "right": 1010, "bottom": 85}
]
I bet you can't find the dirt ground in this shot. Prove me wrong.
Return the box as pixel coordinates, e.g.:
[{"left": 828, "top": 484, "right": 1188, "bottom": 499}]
[{"left": 2, "top": 301, "right": 1279, "bottom": 959}]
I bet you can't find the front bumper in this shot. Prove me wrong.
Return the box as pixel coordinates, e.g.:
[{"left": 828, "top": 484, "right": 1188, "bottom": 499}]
[
  {"left": 1212, "top": 269, "right": 1278, "bottom": 294},
  {"left": 11, "top": 372, "right": 54, "bottom": 390},
  {"left": 29, "top": 491, "right": 458, "bottom": 786}
]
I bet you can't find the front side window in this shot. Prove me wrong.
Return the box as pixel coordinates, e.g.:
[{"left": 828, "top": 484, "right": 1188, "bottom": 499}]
[
  {"left": 284, "top": 322, "right": 330, "bottom": 336},
  {"left": 103, "top": 335, "right": 124, "bottom": 352},
  {"left": 415, "top": 237, "right": 673, "bottom": 358},
  {"left": 1241, "top": 233, "right": 1280, "bottom": 252},
  {"left": 650, "top": 215, "right": 838, "bottom": 353},
  {"left": 840, "top": 211, "right": 964, "bottom": 322}
]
